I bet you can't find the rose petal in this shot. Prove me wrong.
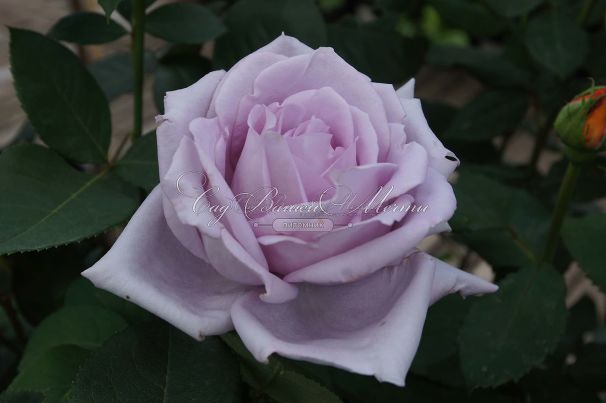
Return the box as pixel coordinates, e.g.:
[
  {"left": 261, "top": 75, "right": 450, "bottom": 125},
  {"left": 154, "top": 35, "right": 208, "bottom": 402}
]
[
  {"left": 162, "top": 136, "right": 222, "bottom": 239},
  {"left": 162, "top": 196, "right": 208, "bottom": 260},
  {"left": 231, "top": 128, "right": 272, "bottom": 209},
  {"left": 379, "top": 141, "right": 429, "bottom": 208},
  {"left": 257, "top": 34, "right": 314, "bottom": 57},
  {"left": 350, "top": 106, "right": 379, "bottom": 165},
  {"left": 373, "top": 83, "right": 405, "bottom": 123},
  {"left": 287, "top": 132, "right": 335, "bottom": 200},
  {"left": 189, "top": 117, "right": 229, "bottom": 177},
  {"left": 157, "top": 70, "right": 226, "bottom": 178},
  {"left": 190, "top": 135, "right": 269, "bottom": 268},
  {"left": 284, "top": 168, "right": 455, "bottom": 284},
  {"left": 161, "top": 139, "right": 298, "bottom": 303},
  {"left": 250, "top": 162, "right": 399, "bottom": 240},
  {"left": 396, "top": 78, "right": 415, "bottom": 99},
  {"left": 258, "top": 194, "right": 414, "bottom": 276},
  {"left": 328, "top": 163, "right": 398, "bottom": 213},
  {"left": 162, "top": 136, "right": 297, "bottom": 303},
  {"left": 210, "top": 52, "right": 286, "bottom": 132},
  {"left": 250, "top": 48, "right": 392, "bottom": 159},
  {"left": 82, "top": 187, "right": 249, "bottom": 339},
  {"left": 161, "top": 135, "right": 218, "bottom": 260},
  {"left": 283, "top": 87, "right": 355, "bottom": 149},
  {"left": 202, "top": 230, "right": 298, "bottom": 303},
  {"left": 430, "top": 257, "right": 498, "bottom": 303},
  {"left": 231, "top": 252, "right": 497, "bottom": 386},
  {"left": 262, "top": 132, "right": 308, "bottom": 204},
  {"left": 397, "top": 82, "right": 459, "bottom": 176}
]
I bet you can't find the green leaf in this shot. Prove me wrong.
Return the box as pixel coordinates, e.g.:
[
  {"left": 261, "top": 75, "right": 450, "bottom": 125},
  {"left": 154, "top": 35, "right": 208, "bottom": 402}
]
[
  {"left": 429, "top": 0, "right": 506, "bottom": 37},
  {"left": 19, "top": 305, "right": 127, "bottom": 371},
  {"left": 13, "top": 51, "right": 155, "bottom": 147},
  {"left": 89, "top": 51, "right": 156, "bottom": 100},
  {"left": 71, "top": 321, "right": 243, "bottom": 403},
  {"left": 452, "top": 171, "right": 550, "bottom": 266},
  {"left": 562, "top": 214, "right": 606, "bottom": 292},
  {"left": 0, "top": 145, "right": 138, "bottom": 255},
  {"left": 145, "top": 3, "right": 225, "bottom": 44},
  {"left": 114, "top": 131, "right": 159, "bottom": 191},
  {"left": 453, "top": 171, "right": 546, "bottom": 233},
  {"left": 64, "top": 278, "right": 151, "bottom": 324},
  {"left": 411, "top": 295, "right": 469, "bottom": 387},
  {"left": 455, "top": 229, "right": 535, "bottom": 269},
  {"left": 444, "top": 90, "right": 528, "bottom": 141},
  {"left": 222, "top": 333, "right": 342, "bottom": 403},
  {"left": 327, "top": 23, "right": 426, "bottom": 84},
  {"left": 525, "top": 9, "right": 589, "bottom": 78},
  {"left": 9, "top": 242, "right": 101, "bottom": 324},
  {"left": 0, "top": 391, "right": 44, "bottom": 403},
  {"left": 153, "top": 53, "right": 211, "bottom": 113},
  {"left": 10, "top": 346, "right": 89, "bottom": 403},
  {"left": 98, "top": 0, "right": 123, "bottom": 19},
  {"left": 246, "top": 368, "right": 343, "bottom": 403},
  {"left": 427, "top": 45, "right": 530, "bottom": 87},
  {"left": 48, "top": 12, "right": 127, "bottom": 45},
  {"left": 10, "top": 28, "right": 111, "bottom": 163},
  {"left": 459, "top": 265, "right": 567, "bottom": 387},
  {"left": 485, "top": 0, "right": 543, "bottom": 17},
  {"left": 214, "top": 0, "right": 326, "bottom": 68}
]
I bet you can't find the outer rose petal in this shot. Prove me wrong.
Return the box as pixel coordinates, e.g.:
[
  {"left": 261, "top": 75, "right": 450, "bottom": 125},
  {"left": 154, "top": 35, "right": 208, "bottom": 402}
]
[
  {"left": 396, "top": 78, "right": 415, "bottom": 100},
  {"left": 256, "top": 34, "right": 314, "bottom": 57},
  {"left": 157, "top": 70, "right": 226, "bottom": 178},
  {"left": 156, "top": 71, "right": 226, "bottom": 260},
  {"left": 396, "top": 79, "right": 459, "bottom": 177},
  {"left": 430, "top": 257, "right": 498, "bottom": 303},
  {"left": 372, "top": 83, "right": 405, "bottom": 123},
  {"left": 231, "top": 252, "right": 497, "bottom": 386},
  {"left": 82, "top": 187, "right": 249, "bottom": 339}
]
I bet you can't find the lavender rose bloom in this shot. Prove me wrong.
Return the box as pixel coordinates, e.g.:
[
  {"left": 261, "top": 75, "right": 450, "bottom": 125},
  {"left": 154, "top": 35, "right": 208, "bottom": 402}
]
[{"left": 83, "top": 35, "right": 497, "bottom": 385}]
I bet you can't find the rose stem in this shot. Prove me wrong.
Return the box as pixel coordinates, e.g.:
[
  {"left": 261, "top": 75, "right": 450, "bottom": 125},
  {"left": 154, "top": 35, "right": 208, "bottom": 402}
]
[
  {"left": 542, "top": 161, "right": 582, "bottom": 263},
  {"left": 131, "top": 0, "right": 146, "bottom": 141}
]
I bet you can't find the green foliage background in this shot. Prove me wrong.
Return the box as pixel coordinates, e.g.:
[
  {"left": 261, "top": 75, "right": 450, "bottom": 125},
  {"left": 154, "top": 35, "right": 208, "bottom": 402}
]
[{"left": 1, "top": 0, "right": 605, "bottom": 402}]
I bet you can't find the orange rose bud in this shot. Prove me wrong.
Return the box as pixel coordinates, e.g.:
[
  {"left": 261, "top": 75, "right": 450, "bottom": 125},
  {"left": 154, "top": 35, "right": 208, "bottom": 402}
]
[{"left": 555, "top": 86, "right": 606, "bottom": 152}]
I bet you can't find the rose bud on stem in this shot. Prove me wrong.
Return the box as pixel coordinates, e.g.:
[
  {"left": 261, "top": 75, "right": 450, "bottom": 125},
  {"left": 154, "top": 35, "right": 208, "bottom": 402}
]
[{"left": 543, "top": 85, "right": 606, "bottom": 262}]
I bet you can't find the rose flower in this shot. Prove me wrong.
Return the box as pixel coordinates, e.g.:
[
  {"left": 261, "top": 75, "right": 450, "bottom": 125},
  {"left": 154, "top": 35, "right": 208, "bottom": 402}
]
[{"left": 84, "top": 35, "right": 497, "bottom": 386}]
